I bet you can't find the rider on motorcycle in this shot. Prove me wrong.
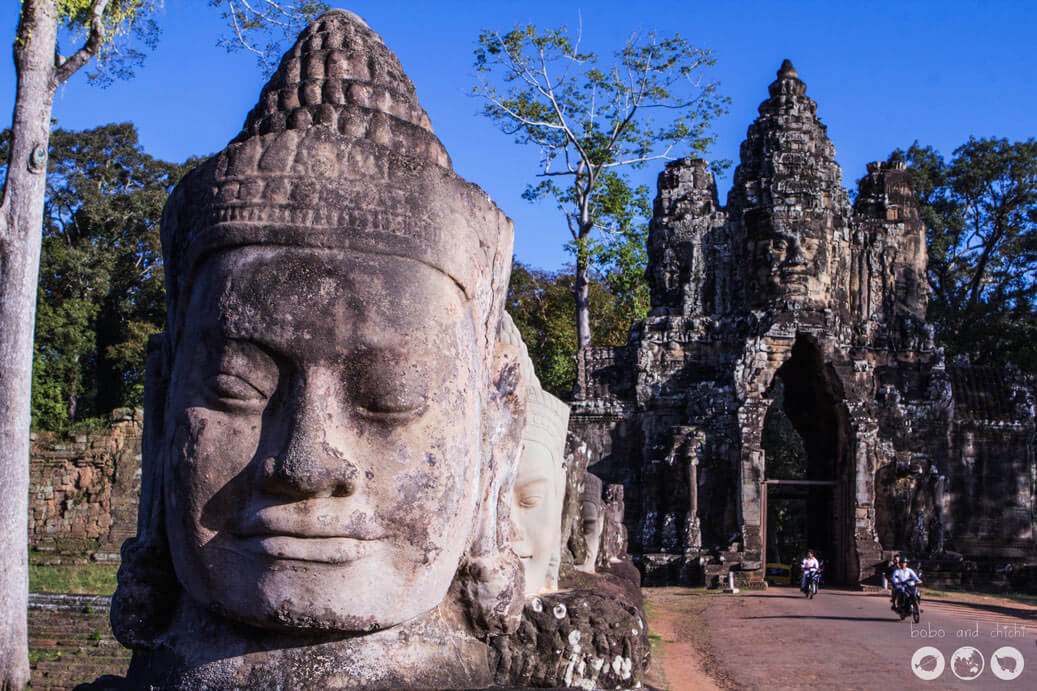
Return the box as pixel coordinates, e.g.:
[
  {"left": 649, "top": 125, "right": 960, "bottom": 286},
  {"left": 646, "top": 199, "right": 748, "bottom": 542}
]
[
  {"left": 888, "top": 555, "right": 902, "bottom": 607},
  {"left": 891, "top": 557, "right": 922, "bottom": 611},
  {"left": 801, "top": 550, "right": 820, "bottom": 592}
]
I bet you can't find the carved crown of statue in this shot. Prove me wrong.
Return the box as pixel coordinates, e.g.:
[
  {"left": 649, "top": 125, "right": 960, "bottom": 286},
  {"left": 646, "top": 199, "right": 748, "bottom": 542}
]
[{"left": 110, "top": 10, "right": 523, "bottom": 688}]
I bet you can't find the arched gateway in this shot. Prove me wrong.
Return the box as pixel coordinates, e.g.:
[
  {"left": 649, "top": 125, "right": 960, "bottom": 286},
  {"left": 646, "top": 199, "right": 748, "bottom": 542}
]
[{"left": 568, "top": 61, "right": 1036, "bottom": 588}]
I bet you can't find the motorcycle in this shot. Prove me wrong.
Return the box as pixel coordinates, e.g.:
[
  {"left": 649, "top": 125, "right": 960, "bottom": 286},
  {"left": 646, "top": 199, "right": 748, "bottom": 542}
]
[
  {"left": 893, "top": 581, "right": 922, "bottom": 623},
  {"left": 801, "top": 566, "right": 823, "bottom": 598}
]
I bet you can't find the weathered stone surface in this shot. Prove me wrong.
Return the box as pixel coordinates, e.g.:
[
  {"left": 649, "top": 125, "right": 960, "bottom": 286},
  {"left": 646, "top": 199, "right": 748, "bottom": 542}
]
[
  {"left": 488, "top": 582, "right": 649, "bottom": 690},
  {"left": 599, "top": 483, "right": 629, "bottom": 568},
  {"left": 28, "top": 412, "right": 142, "bottom": 560},
  {"left": 571, "top": 60, "right": 1036, "bottom": 588},
  {"left": 500, "top": 313, "right": 571, "bottom": 596},
  {"left": 496, "top": 314, "right": 649, "bottom": 686},
  {"left": 108, "top": 10, "right": 520, "bottom": 689},
  {"left": 573, "top": 472, "right": 603, "bottom": 575},
  {"left": 558, "top": 433, "right": 592, "bottom": 576}
]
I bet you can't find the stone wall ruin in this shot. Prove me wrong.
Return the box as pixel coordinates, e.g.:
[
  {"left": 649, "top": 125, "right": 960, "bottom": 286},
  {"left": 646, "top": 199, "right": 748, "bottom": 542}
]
[
  {"left": 28, "top": 410, "right": 142, "bottom": 562},
  {"left": 570, "top": 60, "right": 1036, "bottom": 589}
]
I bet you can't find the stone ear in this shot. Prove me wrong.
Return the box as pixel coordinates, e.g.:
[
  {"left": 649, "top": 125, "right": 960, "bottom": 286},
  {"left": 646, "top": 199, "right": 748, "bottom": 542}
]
[{"left": 110, "top": 332, "right": 181, "bottom": 650}]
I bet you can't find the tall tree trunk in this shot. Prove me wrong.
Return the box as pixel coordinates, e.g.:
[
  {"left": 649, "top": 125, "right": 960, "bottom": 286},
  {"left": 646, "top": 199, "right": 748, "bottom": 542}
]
[
  {"left": 574, "top": 237, "right": 592, "bottom": 349},
  {"left": 0, "top": 2, "right": 59, "bottom": 687}
]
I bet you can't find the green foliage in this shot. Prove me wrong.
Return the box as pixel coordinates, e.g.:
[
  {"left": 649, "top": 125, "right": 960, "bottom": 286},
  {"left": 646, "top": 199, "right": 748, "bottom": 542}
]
[
  {"left": 892, "top": 138, "right": 1037, "bottom": 371},
  {"left": 209, "top": 0, "right": 330, "bottom": 72},
  {"left": 507, "top": 260, "right": 637, "bottom": 397},
  {"left": 51, "top": 1, "right": 329, "bottom": 85},
  {"left": 55, "top": 0, "right": 161, "bottom": 86},
  {"left": 28, "top": 560, "right": 118, "bottom": 595},
  {"left": 475, "top": 22, "right": 727, "bottom": 346},
  {"left": 1, "top": 123, "right": 191, "bottom": 430}
]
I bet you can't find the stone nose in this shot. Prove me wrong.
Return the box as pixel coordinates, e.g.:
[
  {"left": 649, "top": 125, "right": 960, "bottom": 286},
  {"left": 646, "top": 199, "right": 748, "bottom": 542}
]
[
  {"left": 509, "top": 509, "right": 530, "bottom": 555},
  {"left": 259, "top": 383, "right": 359, "bottom": 500}
]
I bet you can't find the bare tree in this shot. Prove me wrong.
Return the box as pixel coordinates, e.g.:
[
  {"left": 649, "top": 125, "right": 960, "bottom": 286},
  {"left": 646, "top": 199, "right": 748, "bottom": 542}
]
[
  {"left": 0, "top": 2, "right": 325, "bottom": 685},
  {"left": 473, "top": 22, "right": 728, "bottom": 348}
]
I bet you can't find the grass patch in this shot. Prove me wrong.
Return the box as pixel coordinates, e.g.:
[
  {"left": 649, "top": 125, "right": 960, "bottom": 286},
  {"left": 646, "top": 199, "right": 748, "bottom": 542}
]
[
  {"left": 922, "top": 586, "right": 1037, "bottom": 607},
  {"left": 28, "top": 649, "right": 62, "bottom": 664},
  {"left": 29, "top": 561, "right": 118, "bottom": 595},
  {"left": 646, "top": 629, "right": 669, "bottom": 690}
]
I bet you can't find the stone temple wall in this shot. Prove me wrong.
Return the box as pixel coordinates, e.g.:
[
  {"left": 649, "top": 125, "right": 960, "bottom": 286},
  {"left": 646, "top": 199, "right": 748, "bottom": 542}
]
[
  {"left": 28, "top": 410, "right": 142, "bottom": 561},
  {"left": 568, "top": 60, "right": 1037, "bottom": 588}
]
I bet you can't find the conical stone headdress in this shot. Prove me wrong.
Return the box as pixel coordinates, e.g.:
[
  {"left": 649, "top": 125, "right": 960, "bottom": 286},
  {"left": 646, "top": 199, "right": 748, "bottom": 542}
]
[{"left": 161, "top": 9, "right": 513, "bottom": 334}]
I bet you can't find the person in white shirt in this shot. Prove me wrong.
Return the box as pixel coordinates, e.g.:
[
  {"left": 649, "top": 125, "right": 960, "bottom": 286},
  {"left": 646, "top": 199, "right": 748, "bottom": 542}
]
[
  {"left": 888, "top": 555, "right": 902, "bottom": 607},
  {"left": 800, "top": 551, "right": 820, "bottom": 591},
  {"left": 891, "top": 558, "right": 922, "bottom": 610}
]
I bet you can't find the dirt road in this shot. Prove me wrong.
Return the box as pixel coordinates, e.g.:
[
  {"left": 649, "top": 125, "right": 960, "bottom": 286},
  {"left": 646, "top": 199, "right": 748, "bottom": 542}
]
[{"left": 645, "top": 586, "right": 1035, "bottom": 690}]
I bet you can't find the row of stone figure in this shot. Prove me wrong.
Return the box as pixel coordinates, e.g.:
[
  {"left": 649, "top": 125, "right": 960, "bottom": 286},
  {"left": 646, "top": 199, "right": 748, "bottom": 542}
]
[
  {"left": 85, "top": 9, "right": 649, "bottom": 689},
  {"left": 500, "top": 313, "right": 630, "bottom": 597}
]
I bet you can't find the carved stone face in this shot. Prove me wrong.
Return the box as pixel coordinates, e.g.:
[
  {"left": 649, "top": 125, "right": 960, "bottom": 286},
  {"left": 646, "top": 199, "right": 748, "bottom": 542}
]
[
  {"left": 752, "top": 230, "right": 823, "bottom": 299},
  {"left": 163, "top": 246, "right": 481, "bottom": 632},
  {"left": 576, "top": 497, "right": 604, "bottom": 574},
  {"left": 511, "top": 439, "right": 564, "bottom": 595}
]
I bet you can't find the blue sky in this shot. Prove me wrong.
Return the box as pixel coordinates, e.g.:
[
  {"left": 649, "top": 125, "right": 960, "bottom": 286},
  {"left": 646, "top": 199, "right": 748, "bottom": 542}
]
[{"left": 1, "top": 1, "right": 1034, "bottom": 270}]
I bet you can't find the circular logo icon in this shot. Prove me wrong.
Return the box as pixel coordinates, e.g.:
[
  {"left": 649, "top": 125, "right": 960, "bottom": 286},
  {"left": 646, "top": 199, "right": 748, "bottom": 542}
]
[
  {"left": 911, "top": 646, "right": 946, "bottom": 681},
  {"left": 990, "top": 646, "right": 1024, "bottom": 681},
  {"left": 950, "top": 646, "right": 985, "bottom": 681}
]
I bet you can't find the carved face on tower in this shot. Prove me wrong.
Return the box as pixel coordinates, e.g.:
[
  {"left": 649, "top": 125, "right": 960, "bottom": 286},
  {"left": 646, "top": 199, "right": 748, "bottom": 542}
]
[
  {"left": 751, "top": 226, "right": 825, "bottom": 301},
  {"left": 136, "top": 10, "right": 516, "bottom": 635}
]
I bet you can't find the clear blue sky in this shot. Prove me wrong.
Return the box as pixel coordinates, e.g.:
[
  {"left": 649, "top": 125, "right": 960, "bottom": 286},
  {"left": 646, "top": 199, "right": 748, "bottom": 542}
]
[{"left": 2, "top": 1, "right": 1035, "bottom": 270}]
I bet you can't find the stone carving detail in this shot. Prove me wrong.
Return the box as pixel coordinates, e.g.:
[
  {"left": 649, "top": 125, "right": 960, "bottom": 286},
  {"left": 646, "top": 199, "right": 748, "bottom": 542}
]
[
  {"left": 492, "top": 317, "right": 649, "bottom": 688},
  {"left": 599, "top": 483, "right": 629, "bottom": 567},
  {"left": 559, "top": 433, "right": 593, "bottom": 575},
  {"left": 488, "top": 588, "right": 649, "bottom": 689},
  {"left": 499, "top": 313, "right": 571, "bottom": 596},
  {"left": 574, "top": 472, "right": 604, "bottom": 574},
  {"left": 570, "top": 59, "right": 1036, "bottom": 588},
  {"left": 108, "top": 11, "right": 522, "bottom": 689}
]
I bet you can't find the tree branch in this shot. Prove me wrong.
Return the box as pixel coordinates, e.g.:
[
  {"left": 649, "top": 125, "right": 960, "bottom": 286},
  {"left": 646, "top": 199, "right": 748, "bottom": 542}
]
[{"left": 53, "top": 0, "right": 112, "bottom": 88}]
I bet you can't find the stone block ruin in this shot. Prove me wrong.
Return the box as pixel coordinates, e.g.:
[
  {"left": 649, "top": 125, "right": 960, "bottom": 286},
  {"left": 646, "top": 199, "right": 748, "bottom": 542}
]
[
  {"left": 28, "top": 410, "right": 142, "bottom": 562},
  {"left": 570, "top": 60, "right": 1037, "bottom": 590}
]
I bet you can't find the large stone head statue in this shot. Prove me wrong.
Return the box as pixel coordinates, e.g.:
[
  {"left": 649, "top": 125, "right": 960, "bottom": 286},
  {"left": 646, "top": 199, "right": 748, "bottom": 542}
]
[
  {"left": 498, "top": 314, "right": 570, "bottom": 596},
  {"left": 112, "top": 10, "right": 520, "bottom": 686}
]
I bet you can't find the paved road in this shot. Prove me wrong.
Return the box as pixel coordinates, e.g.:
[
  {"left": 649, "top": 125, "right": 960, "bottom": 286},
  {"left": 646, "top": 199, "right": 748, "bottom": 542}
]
[{"left": 703, "top": 586, "right": 1035, "bottom": 689}]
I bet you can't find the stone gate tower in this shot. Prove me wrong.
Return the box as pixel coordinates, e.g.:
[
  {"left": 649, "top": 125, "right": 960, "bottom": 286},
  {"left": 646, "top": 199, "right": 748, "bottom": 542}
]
[{"left": 569, "top": 61, "right": 1036, "bottom": 587}]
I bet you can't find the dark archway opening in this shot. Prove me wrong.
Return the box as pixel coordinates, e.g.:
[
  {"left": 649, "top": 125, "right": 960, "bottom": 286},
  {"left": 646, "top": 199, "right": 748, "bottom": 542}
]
[{"left": 762, "top": 335, "right": 853, "bottom": 584}]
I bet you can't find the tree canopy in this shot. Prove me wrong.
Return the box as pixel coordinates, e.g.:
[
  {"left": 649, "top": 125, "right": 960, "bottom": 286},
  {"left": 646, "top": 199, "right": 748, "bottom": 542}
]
[
  {"left": 507, "top": 259, "right": 638, "bottom": 398},
  {"left": 893, "top": 138, "right": 1037, "bottom": 371},
  {"left": 0, "top": 123, "right": 194, "bottom": 430},
  {"left": 473, "top": 22, "right": 727, "bottom": 348}
]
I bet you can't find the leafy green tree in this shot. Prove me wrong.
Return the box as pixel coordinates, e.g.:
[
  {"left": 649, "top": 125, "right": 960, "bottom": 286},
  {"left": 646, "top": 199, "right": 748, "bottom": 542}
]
[
  {"left": 0, "top": 3, "right": 326, "bottom": 683},
  {"left": 892, "top": 138, "right": 1037, "bottom": 370},
  {"left": 1, "top": 123, "right": 194, "bottom": 431},
  {"left": 507, "top": 260, "right": 639, "bottom": 397},
  {"left": 474, "top": 23, "right": 727, "bottom": 348}
]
